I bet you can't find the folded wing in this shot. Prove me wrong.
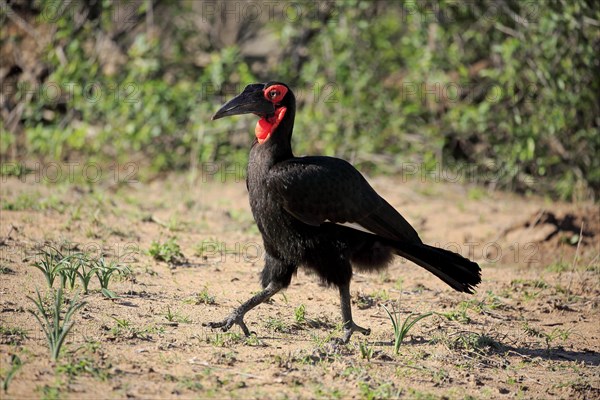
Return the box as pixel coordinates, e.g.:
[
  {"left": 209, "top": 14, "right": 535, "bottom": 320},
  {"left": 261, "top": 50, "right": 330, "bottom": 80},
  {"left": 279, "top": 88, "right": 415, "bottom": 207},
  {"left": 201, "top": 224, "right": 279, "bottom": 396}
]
[{"left": 268, "top": 156, "right": 422, "bottom": 244}]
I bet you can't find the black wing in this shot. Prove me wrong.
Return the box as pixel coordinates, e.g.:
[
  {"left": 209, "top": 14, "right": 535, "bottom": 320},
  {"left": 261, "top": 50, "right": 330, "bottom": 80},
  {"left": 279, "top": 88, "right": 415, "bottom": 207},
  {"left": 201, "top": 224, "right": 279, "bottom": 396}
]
[{"left": 267, "top": 156, "right": 422, "bottom": 244}]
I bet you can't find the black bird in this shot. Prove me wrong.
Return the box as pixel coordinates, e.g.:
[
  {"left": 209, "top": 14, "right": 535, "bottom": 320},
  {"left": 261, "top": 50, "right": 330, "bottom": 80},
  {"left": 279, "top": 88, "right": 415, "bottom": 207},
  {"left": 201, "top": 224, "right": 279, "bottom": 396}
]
[{"left": 206, "top": 82, "right": 481, "bottom": 342}]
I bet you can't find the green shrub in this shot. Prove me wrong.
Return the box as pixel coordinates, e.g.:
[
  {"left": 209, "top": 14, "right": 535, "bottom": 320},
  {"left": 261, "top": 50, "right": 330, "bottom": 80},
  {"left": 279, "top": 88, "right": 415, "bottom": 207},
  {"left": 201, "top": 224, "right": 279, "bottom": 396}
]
[{"left": 2, "top": 1, "right": 597, "bottom": 199}]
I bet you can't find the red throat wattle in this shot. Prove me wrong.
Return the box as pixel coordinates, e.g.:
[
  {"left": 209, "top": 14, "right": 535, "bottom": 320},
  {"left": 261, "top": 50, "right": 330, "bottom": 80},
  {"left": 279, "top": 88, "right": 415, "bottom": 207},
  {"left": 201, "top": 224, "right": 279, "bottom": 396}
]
[{"left": 255, "top": 107, "right": 287, "bottom": 144}]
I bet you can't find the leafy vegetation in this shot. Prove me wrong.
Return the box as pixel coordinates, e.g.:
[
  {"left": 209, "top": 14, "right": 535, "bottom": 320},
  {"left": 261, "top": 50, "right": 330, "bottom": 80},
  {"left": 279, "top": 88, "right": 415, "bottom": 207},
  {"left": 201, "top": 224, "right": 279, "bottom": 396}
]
[
  {"left": 265, "top": 317, "right": 291, "bottom": 333},
  {"left": 186, "top": 287, "right": 216, "bottom": 305},
  {"left": 27, "top": 287, "right": 86, "bottom": 361},
  {"left": 294, "top": 304, "right": 307, "bottom": 324},
  {"left": 382, "top": 304, "right": 433, "bottom": 354},
  {"left": 163, "top": 306, "right": 190, "bottom": 324},
  {"left": 31, "top": 247, "right": 74, "bottom": 288},
  {"left": 30, "top": 247, "right": 129, "bottom": 297},
  {"left": 56, "top": 356, "right": 110, "bottom": 381},
  {"left": 109, "top": 317, "right": 164, "bottom": 340},
  {"left": 1, "top": 1, "right": 597, "bottom": 199},
  {"left": 447, "top": 332, "right": 503, "bottom": 354},
  {"left": 2, "top": 355, "right": 23, "bottom": 393},
  {"left": 94, "top": 257, "right": 131, "bottom": 299},
  {"left": 75, "top": 261, "right": 98, "bottom": 294},
  {"left": 0, "top": 326, "right": 28, "bottom": 346},
  {"left": 282, "top": 1, "right": 599, "bottom": 199},
  {"left": 148, "top": 238, "right": 184, "bottom": 264},
  {"left": 358, "top": 341, "right": 374, "bottom": 361}
]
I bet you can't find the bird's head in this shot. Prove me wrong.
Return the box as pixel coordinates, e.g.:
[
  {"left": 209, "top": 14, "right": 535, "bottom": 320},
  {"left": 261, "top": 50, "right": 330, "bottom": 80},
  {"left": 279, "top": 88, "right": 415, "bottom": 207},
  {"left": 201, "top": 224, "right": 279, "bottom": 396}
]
[{"left": 212, "top": 82, "right": 294, "bottom": 144}]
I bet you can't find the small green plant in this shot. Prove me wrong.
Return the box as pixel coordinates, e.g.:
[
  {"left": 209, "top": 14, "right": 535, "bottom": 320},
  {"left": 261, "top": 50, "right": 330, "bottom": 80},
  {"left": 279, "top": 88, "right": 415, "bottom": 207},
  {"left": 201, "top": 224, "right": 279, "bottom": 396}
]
[
  {"left": 524, "top": 322, "right": 572, "bottom": 349},
  {"left": 186, "top": 287, "right": 216, "bottom": 305},
  {"left": 309, "top": 326, "right": 342, "bottom": 350},
  {"left": 110, "top": 317, "right": 163, "bottom": 340},
  {"left": 244, "top": 333, "right": 263, "bottom": 346},
  {"left": 359, "top": 381, "right": 402, "bottom": 400},
  {"left": 382, "top": 304, "right": 433, "bottom": 354},
  {"left": 164, "top": 306, "right": 176, "bottom": 322},
  {"left": 265, "top": 317, "right": 290, "bottom": 333},
  {"left": 37, "top": 383, "right": 62, "bottom": 400},
  {"left": 208, "top": 332, "right": 243, "bottom": 347},
  {"left": 372, "top": 289, "right": 390, "bottom": 302},
  {"left": 450, "top": 332, "right": 501, "bottom": 354},
  {"left": 432, "top": 368, "right": 450, "bottom": 385},
  {"left": 178, "top": 376, "right": 204, "bottom": 391},
  {"left": 94, "top": 258, "right": 130, "bottom": 298},
  {"left": 58, "top": 254, "right": 86, "bottom": 290},
  {"left": 0, "top": 264, "right": 12, "bottom": 274},
  {"left": 294, "top": 304, "right": 306, "bottom": 324},
  {"left": 76, "top": 261, "right": 97, "bottom": 294},
  {"left": 110, "top": 317, "right": 131, "bottom": 337},
  {"left": 314, "top": 385, "right": 344, "bottom": 399},
  {"left": 510, "top": 279, "right": 548, "bottom": 301},
  {"left": 439, "top": 302, "right": 471, "bottom": 324},
  {"left": 359, "top": 341, "right": 374, "bottom": 361},
  {"left": 209, "top": 333, "right": 225, "bottom": 347},
  {"left": 163, "top": 306, "right": 190, "bottom": 324},
  {"left": 149, "top": 238, "right": 184, "bottom": 264},
  {"left": 59, "top": 264, "right": 78, "bottom": 290},
  {"left": 0, "top": 325, "right": 28, "bottom": 345},
  {"left": 28, "top": 287, "right": 86, "bottom": 360},
  {"left": 393, "top": 278, "right": 404, "bottom": 291},
  {"left": 31, "top": 247, "right": 73, "bottom": 288},
  {"left": 2, "top": 354, "right": 23, "bottom": 392},
  {"left": 546, "top": 261, "right": 570, "bottom": 273},
  {"left": 1, "top": 162, "right": 29, "bottom": 178},
  {"left": 2, "top": 193, "right": 39, "bottom": 211},
  {"left": 56, "top": 356, "right": 110, "bottom": 381},
  {"left": 167, "top": 215, "right": 186, "bottom": 232},
  {"left": 548, "top": 328, "right": 572, "bottom": 342}
]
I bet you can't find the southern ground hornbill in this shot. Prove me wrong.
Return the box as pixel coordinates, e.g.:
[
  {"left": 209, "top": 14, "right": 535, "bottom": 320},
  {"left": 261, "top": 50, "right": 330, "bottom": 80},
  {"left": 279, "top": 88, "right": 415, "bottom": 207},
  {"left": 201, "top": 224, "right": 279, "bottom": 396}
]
[{"left": 206, "top": 82, "right": 481, "bottom": 342}]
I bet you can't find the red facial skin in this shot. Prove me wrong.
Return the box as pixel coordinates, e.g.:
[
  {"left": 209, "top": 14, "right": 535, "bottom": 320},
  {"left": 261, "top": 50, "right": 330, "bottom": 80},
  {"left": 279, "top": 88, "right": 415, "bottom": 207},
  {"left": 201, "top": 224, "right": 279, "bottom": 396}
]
[{"left": 255, "top": 84, "right": 288, "bottom": 144}]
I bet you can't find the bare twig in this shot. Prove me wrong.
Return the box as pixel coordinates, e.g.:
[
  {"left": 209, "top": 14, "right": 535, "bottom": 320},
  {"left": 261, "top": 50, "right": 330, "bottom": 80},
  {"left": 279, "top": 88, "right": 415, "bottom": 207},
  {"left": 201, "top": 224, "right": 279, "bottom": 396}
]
[
  {"left": 566, "top": 222, "right": 584, "bottom": 295},
  {"left": 495, "top": 23, "right": 523, "bottom": 39},
  {"left": 583, "top": 16, "right": 600, "bottom": 27},
  {"left": 0, "top": 224, "right": 16, "bottom": 246}
]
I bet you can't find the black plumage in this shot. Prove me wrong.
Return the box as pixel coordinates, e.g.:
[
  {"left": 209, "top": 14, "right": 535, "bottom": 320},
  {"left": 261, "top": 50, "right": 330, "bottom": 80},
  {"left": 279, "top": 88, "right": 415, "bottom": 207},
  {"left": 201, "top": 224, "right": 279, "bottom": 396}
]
[{"left": 206, "top": 82, "right": 481, "bottom": 342}]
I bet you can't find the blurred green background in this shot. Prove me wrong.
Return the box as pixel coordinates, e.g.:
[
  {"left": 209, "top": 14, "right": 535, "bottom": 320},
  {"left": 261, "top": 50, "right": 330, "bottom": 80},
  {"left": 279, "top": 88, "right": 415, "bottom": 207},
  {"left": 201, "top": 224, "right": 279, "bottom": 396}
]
[{"left": 1, "top": 0, "right": 598, "bottom": 200}]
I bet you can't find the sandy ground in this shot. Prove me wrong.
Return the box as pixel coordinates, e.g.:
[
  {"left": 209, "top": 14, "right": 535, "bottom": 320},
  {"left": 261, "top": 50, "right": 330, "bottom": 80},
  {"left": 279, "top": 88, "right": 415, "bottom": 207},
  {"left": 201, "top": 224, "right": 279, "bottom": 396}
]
[{"left": 0, "top": 172, "right": 598, "bottom": 399}]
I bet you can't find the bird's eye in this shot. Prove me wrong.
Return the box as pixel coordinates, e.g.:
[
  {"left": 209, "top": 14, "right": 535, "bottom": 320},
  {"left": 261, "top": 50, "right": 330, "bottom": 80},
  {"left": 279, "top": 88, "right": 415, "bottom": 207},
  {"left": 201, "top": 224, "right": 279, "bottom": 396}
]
[{"left": 263, "top": 84, "right": 288, "bottom": 103}]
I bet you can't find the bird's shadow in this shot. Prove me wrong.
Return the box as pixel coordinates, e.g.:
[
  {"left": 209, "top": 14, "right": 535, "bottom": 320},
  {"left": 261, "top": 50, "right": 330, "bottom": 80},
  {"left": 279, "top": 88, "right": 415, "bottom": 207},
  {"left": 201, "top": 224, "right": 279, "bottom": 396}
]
[
  {"left": 502, "top": 345, "right": 599, "bottom": 366},
  {"left": 370, "top": 337, "right": 599, "bottom": 366},
  {"left": 113, "top": 299, "right": 138, "bottom": 307},
  {"left": 168, "top": 261, "right": 208, "bottom": 269}
]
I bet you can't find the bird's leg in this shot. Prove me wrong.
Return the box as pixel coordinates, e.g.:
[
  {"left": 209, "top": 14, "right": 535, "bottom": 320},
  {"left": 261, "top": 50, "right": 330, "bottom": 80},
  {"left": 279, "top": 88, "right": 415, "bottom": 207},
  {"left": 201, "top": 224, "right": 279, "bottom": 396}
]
[
  {"left": 204, "top": 281, "right": 282, "bottom": 336},
  {"left": 339, "top": 282, "right": 371, "bottom": 343}
]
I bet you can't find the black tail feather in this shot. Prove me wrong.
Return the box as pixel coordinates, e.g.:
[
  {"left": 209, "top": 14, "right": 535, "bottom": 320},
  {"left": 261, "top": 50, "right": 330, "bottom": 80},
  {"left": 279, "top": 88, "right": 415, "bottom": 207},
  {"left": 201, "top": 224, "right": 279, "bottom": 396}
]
[{"left": 394, "top": 243, "right": 481, "bottom": 293}]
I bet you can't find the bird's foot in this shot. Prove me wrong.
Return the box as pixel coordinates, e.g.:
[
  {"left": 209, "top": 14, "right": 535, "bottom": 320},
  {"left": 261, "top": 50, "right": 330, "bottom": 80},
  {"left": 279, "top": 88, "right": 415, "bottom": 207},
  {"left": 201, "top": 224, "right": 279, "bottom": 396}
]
[
  {"left": 203, "top": 311, "right": 251, "bottom": 336},
  {"left": 341, "top": 321, "right": 371, "bottom": 344}
]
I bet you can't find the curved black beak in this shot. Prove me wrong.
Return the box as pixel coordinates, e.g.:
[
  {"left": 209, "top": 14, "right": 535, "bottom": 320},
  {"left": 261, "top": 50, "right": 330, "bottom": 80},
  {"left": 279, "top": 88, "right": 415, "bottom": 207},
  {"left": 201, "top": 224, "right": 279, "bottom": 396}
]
[{"left": 212, "top": 84, "right": 275, "bottom": 120}]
